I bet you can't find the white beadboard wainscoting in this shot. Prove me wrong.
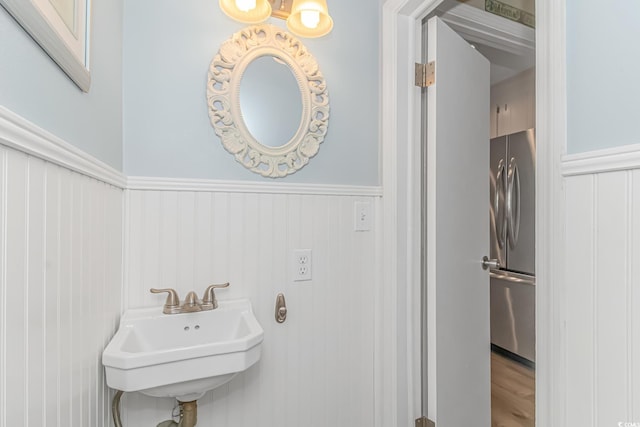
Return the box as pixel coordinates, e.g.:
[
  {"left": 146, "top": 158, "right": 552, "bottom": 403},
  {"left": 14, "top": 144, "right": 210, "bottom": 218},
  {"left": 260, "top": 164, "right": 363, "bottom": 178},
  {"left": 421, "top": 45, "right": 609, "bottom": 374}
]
[
  {"left": 0, "top": 109, "right": 124, "bottom": 426},
  {"left": 563, "top": 145, "right": 640, "bottom": 426},
  {"left": 122, "top": 182, "right": 382, "bottom": 426}
]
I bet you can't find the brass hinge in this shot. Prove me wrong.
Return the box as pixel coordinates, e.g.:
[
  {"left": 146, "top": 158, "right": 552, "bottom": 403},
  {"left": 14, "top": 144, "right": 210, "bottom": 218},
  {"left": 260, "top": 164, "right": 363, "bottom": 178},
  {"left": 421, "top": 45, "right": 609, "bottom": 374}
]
[
  {"left": 415, "top": 416, "right": 435, "bottom": 427},
  {"left": 414, "top": 62, "right": 435, "bottom": 88}
]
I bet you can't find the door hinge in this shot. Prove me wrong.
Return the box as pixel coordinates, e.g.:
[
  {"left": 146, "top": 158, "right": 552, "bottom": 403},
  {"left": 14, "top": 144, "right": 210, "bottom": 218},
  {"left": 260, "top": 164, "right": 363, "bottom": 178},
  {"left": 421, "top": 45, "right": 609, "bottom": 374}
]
[
  {"left": 414, "top": 62, "right": 435, "bottom": 88},
  {"left": 415, "top": 416, "right": 435, "bottom": 427}
]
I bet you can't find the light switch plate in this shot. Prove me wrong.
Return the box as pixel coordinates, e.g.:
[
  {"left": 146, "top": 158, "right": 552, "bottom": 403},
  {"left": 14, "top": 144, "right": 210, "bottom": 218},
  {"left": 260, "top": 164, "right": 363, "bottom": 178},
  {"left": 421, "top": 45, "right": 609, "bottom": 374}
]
[{"left": 354, "top": 201, "right": 373, "bottom": 231}]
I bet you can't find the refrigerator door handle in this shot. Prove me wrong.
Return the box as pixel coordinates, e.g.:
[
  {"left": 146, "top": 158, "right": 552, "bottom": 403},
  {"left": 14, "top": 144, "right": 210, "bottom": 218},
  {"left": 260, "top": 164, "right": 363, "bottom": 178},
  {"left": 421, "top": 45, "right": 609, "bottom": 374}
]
[
  {"left": 506, "top": 157, "right": 521, "bottom": 249},
  {"left": 495, "top": 159, "right": 507, "bottom": 249}
]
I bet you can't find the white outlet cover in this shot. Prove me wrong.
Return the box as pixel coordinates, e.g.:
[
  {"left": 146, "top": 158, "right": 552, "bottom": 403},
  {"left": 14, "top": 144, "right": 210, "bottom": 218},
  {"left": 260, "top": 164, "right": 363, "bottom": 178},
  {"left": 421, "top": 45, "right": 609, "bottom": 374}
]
[{"left": 293, "top": 249, "right": 312, "bottom": 281}]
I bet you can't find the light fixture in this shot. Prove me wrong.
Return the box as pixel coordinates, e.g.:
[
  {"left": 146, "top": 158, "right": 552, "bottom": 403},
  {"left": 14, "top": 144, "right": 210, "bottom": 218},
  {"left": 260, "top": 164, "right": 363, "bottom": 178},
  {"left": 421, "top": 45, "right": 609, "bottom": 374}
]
[
  {"left": 219, "top": 0, "right": 272, "bottom": 24},
  {"left": 286, "top": 0, "right": 333, "bottom": 38},
  {"left": 219, "top": 0, "right": 333, "bottom": 38}
]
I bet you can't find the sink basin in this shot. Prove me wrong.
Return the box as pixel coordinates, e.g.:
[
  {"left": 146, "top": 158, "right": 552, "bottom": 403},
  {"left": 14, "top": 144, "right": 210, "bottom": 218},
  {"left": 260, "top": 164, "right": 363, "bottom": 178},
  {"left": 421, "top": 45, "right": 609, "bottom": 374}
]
[{"left": 102, "top": 299, "right": 263, "bottom": 401}]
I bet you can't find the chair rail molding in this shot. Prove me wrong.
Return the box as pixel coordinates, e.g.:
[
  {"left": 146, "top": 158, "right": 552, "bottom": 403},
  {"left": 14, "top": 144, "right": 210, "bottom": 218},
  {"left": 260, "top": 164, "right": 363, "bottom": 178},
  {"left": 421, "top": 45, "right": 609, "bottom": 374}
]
[
  {"left": 0, "top": 106, "right": 125, "bottom": 188},
  {"left": 126, "top": 176, "right": 382, "bottom": 197},
  {"left": 562, "top": 143, "right": 640, "bottom": 176}
]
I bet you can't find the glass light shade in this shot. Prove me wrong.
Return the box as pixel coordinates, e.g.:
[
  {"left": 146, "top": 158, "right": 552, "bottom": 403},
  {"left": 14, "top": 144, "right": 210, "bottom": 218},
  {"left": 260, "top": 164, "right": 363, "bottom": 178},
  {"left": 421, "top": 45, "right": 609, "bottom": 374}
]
[
  {"left": 300, "top": 10, "right": 320, "bottom": 29},
  {"left": 236, "top": 0, "right": 256, "bottom": 12},
  {"left": 219, "top": 0, "right": 272, "bottom": 24},
  {"left": 286, "top": 0, "right": 333, "bottom": 38}
]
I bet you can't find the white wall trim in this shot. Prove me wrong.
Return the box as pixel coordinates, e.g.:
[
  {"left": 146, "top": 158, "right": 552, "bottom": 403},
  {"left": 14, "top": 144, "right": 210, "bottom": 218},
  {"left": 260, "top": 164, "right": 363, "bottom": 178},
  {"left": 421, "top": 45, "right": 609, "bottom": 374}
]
[
  {"left": 382, "top": 1, "right": 446, "bottom": 426},
  {"left": 562, "top": 143, "right": 640, "bottom": 176},
  {"left": 0, "top": 106, "right": 126, "bottom": 187},
  {"left": 535, "top": 0, "right": 567, "bottom": 425},
  {"left": 126, "top": 176, "right": 383, "bottom": 197}
]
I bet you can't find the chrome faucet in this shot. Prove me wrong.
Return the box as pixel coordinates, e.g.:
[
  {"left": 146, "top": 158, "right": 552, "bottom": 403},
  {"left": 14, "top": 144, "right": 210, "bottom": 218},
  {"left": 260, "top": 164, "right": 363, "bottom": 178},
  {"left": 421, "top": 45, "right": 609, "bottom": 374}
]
[{"left": 150, "top": 283, "right": 230, "bottom": 314}]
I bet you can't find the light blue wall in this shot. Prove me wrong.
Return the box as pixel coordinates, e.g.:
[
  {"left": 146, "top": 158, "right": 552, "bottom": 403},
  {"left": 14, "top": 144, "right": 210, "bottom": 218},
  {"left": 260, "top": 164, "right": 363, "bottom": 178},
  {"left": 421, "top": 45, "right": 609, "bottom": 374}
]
[
  {"left": 567, "top": 0, "right": 640, "bottom": 154},
  {"left": 0, "top": 0, "right": 124, "bottom": 170},
  {"left": 123, "top": 0, "right": 380, "bottom": 185}
]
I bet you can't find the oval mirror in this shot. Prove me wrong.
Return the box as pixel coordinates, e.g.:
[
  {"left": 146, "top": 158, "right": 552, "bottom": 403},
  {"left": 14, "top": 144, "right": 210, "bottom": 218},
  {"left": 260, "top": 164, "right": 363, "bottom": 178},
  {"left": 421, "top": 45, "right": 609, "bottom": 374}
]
[
  {"left": 207, "top": 24, "right": 330, "bottom": 178},
  {"left": 239, "top": 55, "right": 303, "bottom": 148}
]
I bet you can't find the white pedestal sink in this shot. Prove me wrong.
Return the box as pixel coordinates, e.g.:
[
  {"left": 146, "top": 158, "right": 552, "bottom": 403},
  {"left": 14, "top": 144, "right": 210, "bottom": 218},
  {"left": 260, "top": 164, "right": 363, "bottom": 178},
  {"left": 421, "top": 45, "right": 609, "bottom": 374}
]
[{"left": 102, "top": 299, "right": 263, "bottom": 402}]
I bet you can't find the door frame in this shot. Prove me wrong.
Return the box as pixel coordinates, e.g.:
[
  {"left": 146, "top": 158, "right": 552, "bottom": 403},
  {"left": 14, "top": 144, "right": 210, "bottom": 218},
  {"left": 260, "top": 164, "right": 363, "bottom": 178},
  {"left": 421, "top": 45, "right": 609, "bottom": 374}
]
[{"left": 377, "top": 0, "right": 567, "bottom": 426}]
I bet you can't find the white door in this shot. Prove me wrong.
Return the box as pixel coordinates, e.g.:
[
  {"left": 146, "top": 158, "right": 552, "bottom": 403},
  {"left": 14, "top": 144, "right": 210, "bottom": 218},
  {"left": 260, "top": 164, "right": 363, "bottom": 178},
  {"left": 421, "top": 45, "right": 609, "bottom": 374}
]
[{"left": 423, "top": 16, "right": 491, "bottom": 426}]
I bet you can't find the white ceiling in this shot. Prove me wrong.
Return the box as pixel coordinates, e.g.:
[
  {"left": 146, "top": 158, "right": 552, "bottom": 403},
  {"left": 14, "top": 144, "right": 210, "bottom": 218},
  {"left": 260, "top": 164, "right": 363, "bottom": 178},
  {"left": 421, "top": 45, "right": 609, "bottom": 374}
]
[{"left": 472, "top": 41, "right": 535, "bottom": 84}]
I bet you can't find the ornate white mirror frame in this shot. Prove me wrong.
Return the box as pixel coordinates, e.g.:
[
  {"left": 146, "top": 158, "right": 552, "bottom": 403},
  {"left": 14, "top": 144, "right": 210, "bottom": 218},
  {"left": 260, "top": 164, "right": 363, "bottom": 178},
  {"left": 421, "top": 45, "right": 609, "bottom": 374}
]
[{"left": 207, "top": 24, "right": 330, "bottom": 178}]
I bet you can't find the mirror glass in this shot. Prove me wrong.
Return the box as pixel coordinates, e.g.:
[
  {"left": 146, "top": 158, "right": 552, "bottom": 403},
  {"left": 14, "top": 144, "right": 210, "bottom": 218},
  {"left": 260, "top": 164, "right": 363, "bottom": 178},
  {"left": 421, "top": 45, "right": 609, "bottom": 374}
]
[{"left": 239, "top": 55, "right": 303, "bottom": 148}]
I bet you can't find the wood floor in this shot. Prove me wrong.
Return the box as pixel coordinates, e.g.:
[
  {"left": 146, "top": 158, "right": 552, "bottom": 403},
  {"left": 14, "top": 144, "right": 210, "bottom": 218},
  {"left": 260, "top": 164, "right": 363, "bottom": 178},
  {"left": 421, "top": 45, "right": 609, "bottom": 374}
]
[{"left": 491, "top": 352, "right": 535, "bottom": 427}]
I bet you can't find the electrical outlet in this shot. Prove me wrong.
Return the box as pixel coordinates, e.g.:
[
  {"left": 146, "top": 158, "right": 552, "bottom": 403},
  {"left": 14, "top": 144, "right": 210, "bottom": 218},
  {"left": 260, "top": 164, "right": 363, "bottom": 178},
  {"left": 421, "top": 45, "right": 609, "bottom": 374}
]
[
  {"left": 293, "top": 249, "right": 312, "bottom": 281},
  {"left": 354, "top": 201, "right": 373, "bottom": 231}
]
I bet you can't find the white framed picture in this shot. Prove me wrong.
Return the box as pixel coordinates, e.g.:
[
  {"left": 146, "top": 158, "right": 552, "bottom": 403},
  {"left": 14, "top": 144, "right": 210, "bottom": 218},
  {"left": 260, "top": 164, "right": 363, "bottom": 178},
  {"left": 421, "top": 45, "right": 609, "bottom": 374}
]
[{"left": 1, "top": 0, "right": 91, "bottom": 92}]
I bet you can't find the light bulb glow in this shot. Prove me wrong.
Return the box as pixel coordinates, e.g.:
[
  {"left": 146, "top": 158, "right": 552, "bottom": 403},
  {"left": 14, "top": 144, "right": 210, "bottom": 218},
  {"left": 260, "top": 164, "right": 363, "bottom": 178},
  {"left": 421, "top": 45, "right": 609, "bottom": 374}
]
[
  {"left": 287, "top": 0, "right": 333, "bottom": 37},
  {"left": 235, "top": 0, "right": 256, "bottom": 12},
  {"left": 300, "top": 9, "right": 320, "bottom": 29}
]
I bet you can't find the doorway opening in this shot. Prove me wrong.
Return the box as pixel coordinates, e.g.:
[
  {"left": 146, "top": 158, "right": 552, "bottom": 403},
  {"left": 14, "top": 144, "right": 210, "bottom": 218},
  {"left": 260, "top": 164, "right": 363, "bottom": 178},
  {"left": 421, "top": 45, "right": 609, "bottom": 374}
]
[{"left": 420, "top": 2, "right": 536, "bottom": 426}]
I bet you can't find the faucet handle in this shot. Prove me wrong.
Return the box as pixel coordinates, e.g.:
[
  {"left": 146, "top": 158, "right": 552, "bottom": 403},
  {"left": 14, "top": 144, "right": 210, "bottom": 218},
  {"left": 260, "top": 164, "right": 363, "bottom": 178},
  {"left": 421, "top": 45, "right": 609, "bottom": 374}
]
[
  {"left": 201, "top": 283, "right": 230, "bottom": 310},
  {"left": 150, "top": 288, "right": 181, "bottom": 314}
]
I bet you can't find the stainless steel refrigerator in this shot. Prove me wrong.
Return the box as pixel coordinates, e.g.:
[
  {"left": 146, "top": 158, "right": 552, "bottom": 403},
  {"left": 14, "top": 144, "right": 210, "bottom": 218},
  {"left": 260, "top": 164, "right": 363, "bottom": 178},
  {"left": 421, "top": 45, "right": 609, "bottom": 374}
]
[{"left": 489, "top": 128, "right": 536, "bottom": 364}]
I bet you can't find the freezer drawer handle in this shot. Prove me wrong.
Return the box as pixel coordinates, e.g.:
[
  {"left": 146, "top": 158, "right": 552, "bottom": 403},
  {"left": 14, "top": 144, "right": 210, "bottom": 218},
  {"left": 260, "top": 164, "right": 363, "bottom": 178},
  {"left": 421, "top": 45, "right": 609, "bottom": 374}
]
[{"left": 482, "top": 256, "right": 501, "bottom": 270}]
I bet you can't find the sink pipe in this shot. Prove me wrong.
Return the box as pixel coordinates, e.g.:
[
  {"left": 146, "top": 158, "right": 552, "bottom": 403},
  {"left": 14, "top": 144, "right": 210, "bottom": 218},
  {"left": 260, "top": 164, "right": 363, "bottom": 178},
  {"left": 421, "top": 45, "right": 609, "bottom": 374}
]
[
  {"left": 112, "top": 390, "right": 124, "bottom": 427},
  {"left": 180, "top": 401, "right": 198, "bottom": 426},
  {"left": 157, "top": 401, "right": 198, "bottom": 427},
  {"left": 112, "top": 391, "right": 198, "bottom": 427}
]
